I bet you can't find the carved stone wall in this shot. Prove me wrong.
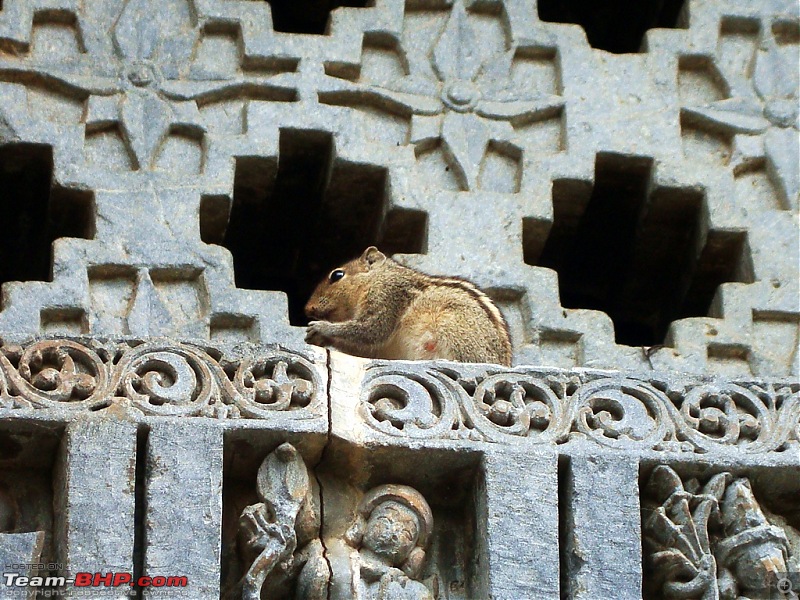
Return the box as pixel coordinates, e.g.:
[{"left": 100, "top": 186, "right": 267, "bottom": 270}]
[{"left": 0, "top": 0, "right": 797, "bottom": 598}]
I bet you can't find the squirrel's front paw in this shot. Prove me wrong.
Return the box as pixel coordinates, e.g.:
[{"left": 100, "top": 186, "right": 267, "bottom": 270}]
[{"left": 305, "top": 321, "right": 333, "bottom": 346}]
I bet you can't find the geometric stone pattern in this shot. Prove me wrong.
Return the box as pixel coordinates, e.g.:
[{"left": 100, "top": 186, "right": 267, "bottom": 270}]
[
  {"left": 0, "top": 0, "right": 798, "bottom": 598},
  {"left": 0, "top": 0, "right": 796, "bottom": 376}
]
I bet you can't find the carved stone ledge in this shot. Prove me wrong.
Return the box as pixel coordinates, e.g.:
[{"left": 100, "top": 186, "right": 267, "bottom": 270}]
[
  {"left": 331, "top": 352, "right": 800, "bottom": 454},
  {"left": 0, "top": 337, "right": 326, "bottom": 422}
]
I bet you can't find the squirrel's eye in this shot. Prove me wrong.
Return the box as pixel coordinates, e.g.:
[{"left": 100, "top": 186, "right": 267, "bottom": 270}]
[{"left": 329, "top": 269, "right": 345, "bottom": 283}]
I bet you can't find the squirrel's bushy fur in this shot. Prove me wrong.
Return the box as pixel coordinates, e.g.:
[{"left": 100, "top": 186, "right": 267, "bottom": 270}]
[{"left": 305, "top": 247, "right": 512, "bottom": 366}]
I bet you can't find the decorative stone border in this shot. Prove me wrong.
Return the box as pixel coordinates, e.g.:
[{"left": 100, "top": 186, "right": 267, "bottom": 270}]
[
  {"left": 0, "top": 338, "right": 325, "bottom": 419},
  {"left": 355, "top": 360, "right": 800, "bottom": 453}
]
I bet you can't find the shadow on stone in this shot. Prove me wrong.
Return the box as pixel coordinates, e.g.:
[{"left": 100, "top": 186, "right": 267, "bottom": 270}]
[{"left": 0, "top": 143, "right": 93, "bottom": 292}]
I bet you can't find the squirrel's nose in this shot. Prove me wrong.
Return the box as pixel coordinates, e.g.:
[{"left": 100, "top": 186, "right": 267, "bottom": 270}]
[{"left": 305, "top": 303, "right": 319, "bottom": 319}]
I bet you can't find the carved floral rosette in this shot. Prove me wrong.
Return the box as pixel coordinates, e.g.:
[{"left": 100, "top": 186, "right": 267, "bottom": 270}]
[
  {"left": 358, "top": 363, "right": 800, "bottom": 453},
  {"left": 0, "top": 339, "right": 324, "bottom": 420}
]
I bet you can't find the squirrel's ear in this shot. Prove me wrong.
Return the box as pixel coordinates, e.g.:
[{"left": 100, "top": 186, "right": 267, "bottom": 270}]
[{"left": 361, "top": 246, "right": 386, "bottom": 267}]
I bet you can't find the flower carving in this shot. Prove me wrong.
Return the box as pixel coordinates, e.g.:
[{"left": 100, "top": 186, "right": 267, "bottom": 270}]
[
  {"left": 643, "top": 466, "right": 796, "bottom": 600},
  {"left": 681, "top": 20, "right": 799, "bottom": 205},
  {"left": 235, "top": 359, "right": 315, "bottom": 410},
  {"left": 0, "top": 0, "right": 294, "bottom": 172},
  {"left": 18, "top": 342, "right": 101, "bottom": 402},
  {"left": 0, "top": 339, "right": 325, "bottom": 419},
  {"left": 319, "top": 0, "right": 562, "bottom": 191}
]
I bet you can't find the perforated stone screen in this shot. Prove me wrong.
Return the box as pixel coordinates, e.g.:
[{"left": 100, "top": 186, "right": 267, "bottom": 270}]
[{"left": 0, "top": 0, "right": 797, "bottom": 598}]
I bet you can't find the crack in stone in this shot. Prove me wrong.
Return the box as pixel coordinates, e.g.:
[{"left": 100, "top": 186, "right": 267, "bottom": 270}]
[{"left": 310, "top": 347, "right": 334, "bottom": 600}]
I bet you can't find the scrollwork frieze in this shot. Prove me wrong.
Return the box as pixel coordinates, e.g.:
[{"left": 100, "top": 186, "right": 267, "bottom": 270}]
[
  {"left": 0, "top": 338, "right": 325, "bottom": 420},
  {"left": 357, "top": 363, "right": 800, "bottom": 454}
]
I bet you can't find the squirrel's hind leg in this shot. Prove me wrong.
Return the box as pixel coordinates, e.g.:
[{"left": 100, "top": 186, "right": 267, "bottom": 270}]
[{"left": 387, "top": 300, "right": 458, "bottom": 361}]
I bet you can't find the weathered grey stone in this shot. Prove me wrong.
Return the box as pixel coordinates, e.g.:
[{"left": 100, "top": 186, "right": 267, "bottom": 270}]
[
  {"left": 643, "top": 464, "right": 800, "bottom": 599},
  {"left": 143, "top": 420, "right": 223, "bottom": 599},
  {"left": 336, "top": 483, "right": 437, "bottom": 599},
  {"left": 54, "top": 419, "right": 137, "bottom": 599},
  {"left": 235, "top": 442, "right": 325, "bottom": 600},
  {"left": 562, "top": 454, "right": 642, "bottom": 600},
  {"left": 0, "top": 338, "right": 328, "bottom": 423},
  {"left": 0, "top": 0, "right": 796, "bottom": 375},
  {"left": 476, "top": 448, "right": 560, "bottom": 600},
  {"left": 0, "top": 531, "right": 45, "bottom": 599},
  {"left": 0, "top": 0, "right": 798, "bottom": 597},
  {"left": 329, "top": 350, "right": 799, "bottom": 456}
]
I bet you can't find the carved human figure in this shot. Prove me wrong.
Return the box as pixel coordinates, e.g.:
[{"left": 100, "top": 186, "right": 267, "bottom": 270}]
[
  {"left": 345, "top": 484, "right": 437, "bottom": 600},
  {"left": 237, "top": 443, "right": 328, "bottom": 600}
]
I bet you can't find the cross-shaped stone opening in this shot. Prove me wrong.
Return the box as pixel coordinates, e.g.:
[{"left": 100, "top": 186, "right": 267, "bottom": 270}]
[
  {"left": 537, "top": 0, "right": 687, "bottom": 53},
  {"left": 532, "top": 153, "right": 753, "bottom": 347},
  {"left": 265, "top": 0, "right": 370, "bottom": 35},
  {"left": 0, "top": 143, "right": 93, "bottom": 296},
  {"left": 200, "top": 129, "right": 426, "bottom": 326}
]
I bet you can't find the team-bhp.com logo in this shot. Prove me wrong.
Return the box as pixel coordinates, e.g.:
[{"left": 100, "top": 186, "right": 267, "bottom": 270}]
[{"left": 4, "top": 572, "right": 188, "bottom": 589}]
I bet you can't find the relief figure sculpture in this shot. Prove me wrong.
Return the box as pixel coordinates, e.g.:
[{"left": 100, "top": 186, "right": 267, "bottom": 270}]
[{"left": 344, "top": 484, "right": 438, "bottom": 599}]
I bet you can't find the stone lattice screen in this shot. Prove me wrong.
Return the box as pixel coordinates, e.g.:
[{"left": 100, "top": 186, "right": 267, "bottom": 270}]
[{"left": 0, "top": 0, "right": 797, "bottom": 598}]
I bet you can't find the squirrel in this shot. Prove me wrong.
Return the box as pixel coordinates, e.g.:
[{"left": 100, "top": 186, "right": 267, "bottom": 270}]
[{"left": 304, "top": 247, "right": 512, "bottom": 366}]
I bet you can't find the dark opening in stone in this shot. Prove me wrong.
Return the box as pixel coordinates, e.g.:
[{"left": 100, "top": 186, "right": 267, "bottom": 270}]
[
  {"left": 0, "top": 143, "right": 93, "bottom": 292},
  {"left": 265, "top": 0, "right": 369, "bottom": 35},
  {"left": 203, "top": 129, "right": 426, "bottom": 326},
  {"left": 532, "top": 153, "right": 753, "bottom": 347},
  {"left": 537, "top": 0, "right": 687, "bottom": 53}
]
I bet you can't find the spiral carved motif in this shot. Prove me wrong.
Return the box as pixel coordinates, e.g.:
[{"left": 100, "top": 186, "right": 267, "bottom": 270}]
[
  {"left": 357, "top": 365, "right": 798, "bottom": 453},
  {"left": 0, "top": 339, "right": 323, "bottom": 420},
  {"left": 1, "top": 339, "right": 797, "bottom": 451},
  {"left": 118, "top": 346, "right": 216, "bottom": 416},
  {"left": 0, "top": 360, "right": 10, "bottom": 409},
  {"left": 675, "top": 384, "right": 777, "bottom": 452},
  {"left": 789, "top": 387, "right": 800, "bottom": 445},
  {"left": 461, "top": 373, "right": 567, "bottom": 442},
  {"left": 569, "top": 379, "right": 673, "bottom": 449},
  {"left": 232, "top": 353, "right": 323, "bottom": 419},
  {"left": 792, "top": 393, "right": 800, "bottom": 447},
  {"left": 0, "top": 340, "right": 109, "bottom": 410},
  {"left": 360, "top": 368, "right": 461, "bottom": 439}
]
